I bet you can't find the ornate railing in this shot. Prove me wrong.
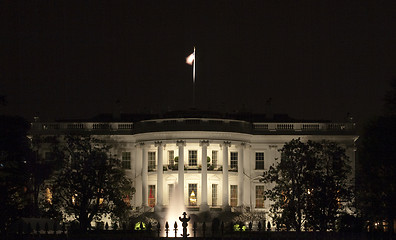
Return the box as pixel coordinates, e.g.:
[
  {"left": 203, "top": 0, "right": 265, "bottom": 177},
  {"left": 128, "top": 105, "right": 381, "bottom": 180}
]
[
  {"left": 9, "top": 218, "right": 381, "bottom": 239},
  {"left": 30, "top": 120, "right": 356, "bottom": 135},
  {"left": 253, "top": 122, "right": 355, "bottom": 133}
]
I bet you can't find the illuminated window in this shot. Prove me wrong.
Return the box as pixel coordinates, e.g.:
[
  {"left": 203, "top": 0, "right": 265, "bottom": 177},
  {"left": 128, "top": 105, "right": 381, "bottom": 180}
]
[
  {"left": 189, "top": 184, "right": 197, "bottom": 206},
  {"left": 230, "top": 185, "right": 238, "bottom": 207},
  {"left": 255, "top": 152, "right": 264, "bottom": 170},
  {"left": 188, "top": 150, "right": 197, "bottom": 166},
  {"left": 212, "top": 184, "right": 218, "bottom": 206},
  {"left": 148, "top": 152, "right": 156, "bottom": 171},
  {"left": 121, "top": 152, "right": 131, "bottom": 169},
  {"left": 45, "top": 187, "right": 52, "bottom": 204},
  {"left": 230, "top": 152, "right": 238, "bottom": 170},
  {"left": 168, "top": 151, "right": 174, "bottom": 166},
  {"left": 256, "top": 185, "right": 265, "bottom": 208},
  {"left": 212, "top": 151, "right": 218, "bottom": 168},
  {"left": 148, "top": 185, "right": 155, "bottom": 207}
]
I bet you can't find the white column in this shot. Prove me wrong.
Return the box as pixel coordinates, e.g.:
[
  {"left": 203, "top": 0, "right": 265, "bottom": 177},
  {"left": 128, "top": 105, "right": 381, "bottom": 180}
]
[
  {"left": 200, "top": 140, "right": 210, "bottom": 211},
  {"left": 238, "top": 143, "right": 245, "bottom": 208},
  {"left": 140, "top": 142, "right": 148, "bottom": 208},
  {"left": 222, "top": 141, "right": 231, "bottom": 210},
  {"left": 176, "top": 140, "right": 186, "bottom": 205},
  {"left": 134, "top": 145, "right": 142, "bottom": 207},
  {"left": 155, "top": 141, "right": 164, "bottom": 211}
]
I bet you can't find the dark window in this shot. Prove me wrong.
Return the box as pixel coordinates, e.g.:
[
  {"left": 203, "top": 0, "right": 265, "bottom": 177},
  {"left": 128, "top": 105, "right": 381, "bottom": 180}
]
[
  {"left": 148, "top": 185, "right": 155, "bottom": 207},
  {"left": 230, "top": 185, "right": 238, "bottom": 207},
  {"left": 230, "top": 152, "right": 238, "bottom": 170},
  {"left": 189, "top": 150, "right": 197, "bottom": 166},
  {"left": 122, "top": 152, "right": 131, "bottom": 169},
  {"left": 255, "top": 152, "right": 264, "bottom": 170},
  {"left": 148, "top": 152, "right": 156, "bottom": 171},
  {"left": 256, "top": 185, "right": 265, "bottom": 208}
]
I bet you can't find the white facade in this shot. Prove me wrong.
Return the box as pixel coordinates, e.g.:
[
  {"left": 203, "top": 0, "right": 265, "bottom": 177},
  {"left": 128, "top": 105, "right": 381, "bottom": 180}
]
[{"left": 31, "top": 117, "right": 358, "bottom": 214}]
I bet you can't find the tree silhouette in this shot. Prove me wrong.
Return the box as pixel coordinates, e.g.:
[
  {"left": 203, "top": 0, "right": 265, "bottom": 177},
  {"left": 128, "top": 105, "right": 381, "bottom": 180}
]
[
  {"left": 357, "top": 79, "right": 396, "bottom": 233},
  {"left": 0, "top": 115, "right": 31, "bottom": 232},
  {"left": 263, "top": 139, "right": 352, "bottom": 231},
  {"left": 50, "top": 135, "right": 134, "bottom": 231}
]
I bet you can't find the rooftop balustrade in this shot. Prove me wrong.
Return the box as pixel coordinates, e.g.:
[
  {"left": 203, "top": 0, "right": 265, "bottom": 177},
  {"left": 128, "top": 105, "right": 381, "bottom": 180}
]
[{"left": 30, "top": 118, "right": 356, "bottom": 135}]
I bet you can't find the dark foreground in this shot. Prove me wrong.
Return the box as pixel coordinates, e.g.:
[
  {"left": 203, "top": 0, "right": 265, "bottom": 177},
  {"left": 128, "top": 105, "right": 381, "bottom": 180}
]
[{"left": 1, "top": 231, "right": 395, "bottom": 240}]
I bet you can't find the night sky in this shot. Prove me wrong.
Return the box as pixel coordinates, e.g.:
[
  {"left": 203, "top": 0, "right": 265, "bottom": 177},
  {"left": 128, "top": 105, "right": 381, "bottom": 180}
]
[{"left": 1, "top": 1, "right": 395, "bottom": 124}]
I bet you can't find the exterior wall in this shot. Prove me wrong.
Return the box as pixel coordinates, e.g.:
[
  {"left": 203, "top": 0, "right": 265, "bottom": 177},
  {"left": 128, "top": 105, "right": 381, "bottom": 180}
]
[
  {"left": 31, "top": 120, "right": 358, "bottom": 214},
  {"left": 104, "top": 132, "right": 357, "bottom": 213}
]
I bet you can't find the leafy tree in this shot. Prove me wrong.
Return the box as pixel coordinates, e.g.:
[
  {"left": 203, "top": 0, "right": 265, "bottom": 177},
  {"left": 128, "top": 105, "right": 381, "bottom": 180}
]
[
  {"left": 356, "top": 79, "right": 396, "bottom": 234},
  {"left": 262, "top": 139, "right": 352, "bottom": 231},
  {"left": 262, "top": 139, "right": 315, "bottom": 231},
  {"left": 357, "top": 116, "right": 396, "bottom": 231},
  {"left": 383, "top": 78, "right": 396, "bottom": 116},
  {"left": 27, "top": 135, "right": 60, "bottom": 217},
  {"left": 49, "top": 135, "right": 134, "bottom": 231},
  {"left": 304, "top": 141, "right": 353, "bottom": 231},
  {"left": 0, "top": 115, "right": 31, "bottom": 232},
  {"left": 357, "top": 117, "right": 396, "bottom": 231}
]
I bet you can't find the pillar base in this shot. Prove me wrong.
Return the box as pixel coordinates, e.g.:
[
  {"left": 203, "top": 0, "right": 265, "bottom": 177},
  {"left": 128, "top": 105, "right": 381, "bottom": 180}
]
[{"left": 199, "top": 203, "right": 210, "bottom": 212}]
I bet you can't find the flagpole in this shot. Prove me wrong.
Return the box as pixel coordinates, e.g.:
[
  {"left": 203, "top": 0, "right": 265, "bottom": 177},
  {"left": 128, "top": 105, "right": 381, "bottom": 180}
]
[{"left": 193, "top": 46, "right": 196, "bottom": 108}]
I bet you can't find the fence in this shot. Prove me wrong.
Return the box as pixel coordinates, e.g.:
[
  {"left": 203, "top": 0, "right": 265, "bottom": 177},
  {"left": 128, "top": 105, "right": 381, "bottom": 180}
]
[{"left": 1, "top": 220, "right": 394, "bottom": 240}]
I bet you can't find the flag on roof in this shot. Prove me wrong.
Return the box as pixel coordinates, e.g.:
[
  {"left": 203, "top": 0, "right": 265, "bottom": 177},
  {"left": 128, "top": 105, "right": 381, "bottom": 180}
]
[{"left": 186, "top": 52, "right": 195, "bottom": 65}]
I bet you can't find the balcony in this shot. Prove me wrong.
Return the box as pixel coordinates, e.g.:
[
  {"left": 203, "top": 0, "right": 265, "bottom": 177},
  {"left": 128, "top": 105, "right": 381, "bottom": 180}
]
[
  {"left": 30, "top": 120, "right": 356, "bottom": 136},
  {"left": 253, "top": 122, "right": 356, "bottom": 134},
  {"left": 161, "top": 164, "right": 223, "bottom": 172}
]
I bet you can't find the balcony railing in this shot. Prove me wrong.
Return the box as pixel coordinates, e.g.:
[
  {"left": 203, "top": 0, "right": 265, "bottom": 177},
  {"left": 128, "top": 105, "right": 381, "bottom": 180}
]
[
  {"left": 31, "top": 122, "right": 134, "bottom": 133},
  {"left": 253, "top": 122, "right": 355, "bottom": 133},
  {"left": 30, "top": 120, "right": 356, "bottom": 135},
  {"left": 161, "top": 164, "right": 223, "bottom": 172}
]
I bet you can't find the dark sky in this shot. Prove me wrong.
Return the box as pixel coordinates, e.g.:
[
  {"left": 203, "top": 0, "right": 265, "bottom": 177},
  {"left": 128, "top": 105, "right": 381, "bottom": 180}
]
[{"left": 1, "top": 1, "right": 395, "bottom": 124}]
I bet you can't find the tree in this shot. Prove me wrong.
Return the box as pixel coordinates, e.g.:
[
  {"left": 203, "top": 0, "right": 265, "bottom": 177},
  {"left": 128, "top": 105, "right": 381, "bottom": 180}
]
[
  {"left": 27, "top": 135, "right": 60, "bottom": 217},
  {"left": 0, "top": 115, "right": 31, "bottom": 232},
  {"left": 356, "top": 79, "right": 396, "bottom": 234},
  {"left": 357, "top": 117, "right": 396, "bottom": 232},
  {"left": 49, "top": 135, "right": 134, "bottom": 231},
  {"left": 262, "top": 139, "right": 315, "bottom": 231},
  {"left": 304, "top": 141, "right": 353, "bottom": 231},
  {"left": 262, "top": 139, "right": 352, "bottom": 231},
  {"left": 384, "top": 78, "right": 396, "bottom": 116}
]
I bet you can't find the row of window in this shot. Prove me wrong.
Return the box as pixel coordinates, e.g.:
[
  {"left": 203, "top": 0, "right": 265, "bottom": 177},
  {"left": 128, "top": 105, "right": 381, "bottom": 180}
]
[
  {"left": 121, "top": 151, "right": 266, "bottom": 170},
  {"left": 44, "top": 150, "right": 265, "bottom": 171},
  {"left": 147, "top": 184, "right": 265, "bottom": 208}
]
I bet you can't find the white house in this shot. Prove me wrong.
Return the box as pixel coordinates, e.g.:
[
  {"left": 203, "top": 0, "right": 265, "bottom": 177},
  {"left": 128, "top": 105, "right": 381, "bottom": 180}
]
[{"left": 30, "top": 111, "right": 358, "bottom": 216}]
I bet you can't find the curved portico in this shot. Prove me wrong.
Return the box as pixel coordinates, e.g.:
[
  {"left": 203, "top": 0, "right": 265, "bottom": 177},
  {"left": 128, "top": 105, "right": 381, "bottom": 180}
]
[{"left": 136, "top": 136, "right": 249, "bottom": 212}]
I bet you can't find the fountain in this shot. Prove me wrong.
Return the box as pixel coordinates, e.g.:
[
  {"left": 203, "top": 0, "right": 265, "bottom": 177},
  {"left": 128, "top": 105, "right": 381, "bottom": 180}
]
[{"left": 164, "top": 183, "right": 192, "bottom": 237}]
